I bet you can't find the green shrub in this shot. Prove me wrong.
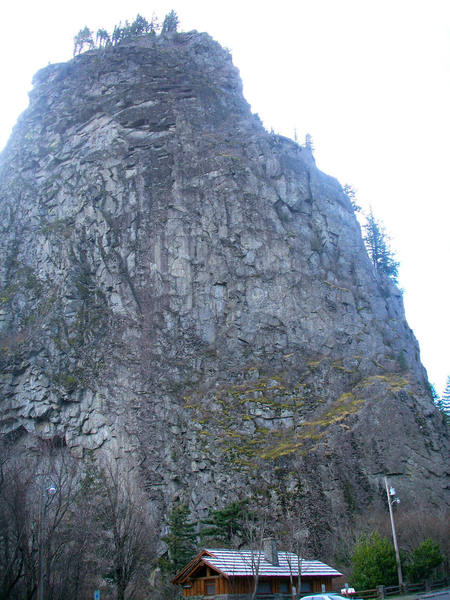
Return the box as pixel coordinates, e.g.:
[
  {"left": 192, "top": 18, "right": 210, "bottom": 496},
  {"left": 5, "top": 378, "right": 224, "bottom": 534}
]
[
  {"left": 351, "top": 531, "right": 397, "bottom": 589},
  {"left": 406, "top": 539, "right": 443, "bottom": 582}
]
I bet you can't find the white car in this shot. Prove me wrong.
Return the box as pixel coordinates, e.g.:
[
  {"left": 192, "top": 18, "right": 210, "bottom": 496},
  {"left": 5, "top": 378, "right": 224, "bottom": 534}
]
[{"left": 302, "top": 595, "right": 363, "bottom": 600}]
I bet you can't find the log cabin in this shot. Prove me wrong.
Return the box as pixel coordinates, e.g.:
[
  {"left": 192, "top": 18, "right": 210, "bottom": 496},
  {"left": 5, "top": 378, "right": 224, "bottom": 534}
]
[{"left": 173, "top": 539, "right": 342, "bottom": 599}]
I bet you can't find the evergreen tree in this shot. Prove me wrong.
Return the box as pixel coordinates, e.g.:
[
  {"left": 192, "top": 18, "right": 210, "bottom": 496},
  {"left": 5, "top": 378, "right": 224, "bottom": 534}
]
[
  {"left": 437, "top": 376, "right": 450, "bottom": 424},
  {"left": 96, "top": 28, "right": 111, "bottom": 48},
  {"left": 73, "top": 27, "right": 94, "bottom": 55},
  {"left": 112, "top": 24, "right": 124, "bottom": 45},
  {"left": 121, "top": 20, "right": 133, "bottom": 41},
  {"left": 363, "top": 209, "right": 399, "bottom": 282},
  {"left": 305, "top": 133, "right": 314, "bottom": 152},
  {"left": 162, "top": 504, "right": 197, "bottom": 575},
  {"left": 162, "top": 10, "right": 179, "bottom": 34},
  {"left": 406, "top": 539, "right": 443, "bottom": 582},
  {"left": 429, "top": 382, "right": 439, "bottom": 404},
  {"left": 200, "top": 500, "right": 249, "bottom": 546},
  {"left": 441, "top": 376, "right": 450, "bottom": 412},
  {"left": 343, "top": 183, "right": 361, "bottom": 212},
  {"left": 351, "top": 531, "right": 397, "bottom": 589},
  {"left": 130, "top": 14, "right": 150, "bottom": 35}
]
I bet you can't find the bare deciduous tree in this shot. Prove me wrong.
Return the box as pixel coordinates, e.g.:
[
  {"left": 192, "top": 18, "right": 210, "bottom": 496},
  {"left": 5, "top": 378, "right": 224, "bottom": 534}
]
[
  {"left": 238, "top": 504, "right": 269, "bottom": 600},
  {"left": 0, "top": 445, "right": 38, "bottom": 600},
  {"left": 0, "top": 440, "right": 158, "bottom": 600},
  {"left": 0, "top": 439, "right": 95, "bottom": 600},
  {"left": 95, "top": 459, "right": 157, "bottom": 600}
]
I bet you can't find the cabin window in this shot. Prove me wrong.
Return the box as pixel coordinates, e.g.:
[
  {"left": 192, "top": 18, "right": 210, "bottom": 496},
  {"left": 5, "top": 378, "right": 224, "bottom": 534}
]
[
  {"left": 301, "top": 582, "right": 312, "bottom": 592},
  {"left": 280, "top": 582, "right": 289, "bottom": 593},
  {"left": 205, "top": 580, "right": 216, "bottom": 595},
  {"left": 256, "top": 581, "right": 271, "bottom": 594}
]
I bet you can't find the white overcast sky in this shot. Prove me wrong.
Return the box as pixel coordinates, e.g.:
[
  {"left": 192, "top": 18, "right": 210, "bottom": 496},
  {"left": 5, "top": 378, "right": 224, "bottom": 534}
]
[{"left": 1, "top": 0, "right": 449, "bottom": 395}]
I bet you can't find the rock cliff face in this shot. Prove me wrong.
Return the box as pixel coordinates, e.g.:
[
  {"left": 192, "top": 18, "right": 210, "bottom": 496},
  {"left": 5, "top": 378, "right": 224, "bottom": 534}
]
[{"left": 0, "top": 31, "right": 447, "bottom": 551}]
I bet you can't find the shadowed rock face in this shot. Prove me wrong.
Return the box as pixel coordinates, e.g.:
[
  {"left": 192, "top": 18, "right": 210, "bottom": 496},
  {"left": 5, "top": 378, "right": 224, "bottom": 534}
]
[{"left": 0, "top": 31, "right": 447, "bottom": 551}]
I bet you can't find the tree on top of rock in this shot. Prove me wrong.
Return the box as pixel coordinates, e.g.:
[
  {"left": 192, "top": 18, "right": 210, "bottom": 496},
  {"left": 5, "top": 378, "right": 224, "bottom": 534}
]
[
  {"left": 363, "top": 208, "right": 399, "bottom": 283},
  {"left": 130, "top": 14, "right": 150, "bottom": 35},
  {"left": 162, "top": 10, "right": 179, "bottom": 34},
  {"left": 96, "top": 28, "right": 111, "bottom": 48},
  {"left": 73, "top": 27, "right": 94, "bottom": 55}
]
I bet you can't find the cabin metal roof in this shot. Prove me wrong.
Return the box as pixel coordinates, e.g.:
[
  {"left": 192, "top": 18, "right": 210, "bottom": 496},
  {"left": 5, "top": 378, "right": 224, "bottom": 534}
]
[
  {"left": 203, "top": 548, "right": 342, "bottom": 577},
  {"left": 174, "top": 548, "right": 342, "bottom": 582}
]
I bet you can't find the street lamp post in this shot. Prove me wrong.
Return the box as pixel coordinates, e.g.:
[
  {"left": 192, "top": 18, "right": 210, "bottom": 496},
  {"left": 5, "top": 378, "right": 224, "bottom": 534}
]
[
  {"left": 38, "top": 483, "right": 57, "bottom": 600},
  {"left": 384, "top": 476, "right": 403, "bottom": 588}
]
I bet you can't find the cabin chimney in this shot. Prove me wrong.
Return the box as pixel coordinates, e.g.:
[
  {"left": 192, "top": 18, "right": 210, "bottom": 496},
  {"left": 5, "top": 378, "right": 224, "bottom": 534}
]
[{"left": 263, "top": 538, "right": 279, "bottom": 566}]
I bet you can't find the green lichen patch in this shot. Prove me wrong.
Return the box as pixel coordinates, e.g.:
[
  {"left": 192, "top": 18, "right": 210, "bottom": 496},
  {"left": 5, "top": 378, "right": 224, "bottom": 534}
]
[
  {"left": 323, "top": 280, "right": 352, "bottom": 293},
  {"left": 186, "top": 374, "right": 366, "bottom": 469},
  {"left": 40, "top": 216, "right": 74, "bottom": 239},
  {"left": 356, "top": 373, "right": 409, "bottom": 392}
]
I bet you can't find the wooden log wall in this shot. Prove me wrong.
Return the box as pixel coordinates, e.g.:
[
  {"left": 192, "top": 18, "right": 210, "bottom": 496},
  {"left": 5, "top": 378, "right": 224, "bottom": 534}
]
[{"left": 182, "top": 575, "right": 334, "bottom": 597}]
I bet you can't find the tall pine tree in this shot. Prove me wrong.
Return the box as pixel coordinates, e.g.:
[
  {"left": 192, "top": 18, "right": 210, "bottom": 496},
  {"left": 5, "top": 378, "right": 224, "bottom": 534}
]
[
  {"left": 200, "top": 500, "right": 250, "bottom": 546},
  {"left": 363, "top": 209, "right": 399, "bottom": 282},
  {"left": 438, "top": 376, "right": 450, "bottom": 424},
  {"left": 161, "top": 10, "right": 179, "bottom": 34},
  {"left": 161, "top": 504, "right": 197, "bottom": 575}
]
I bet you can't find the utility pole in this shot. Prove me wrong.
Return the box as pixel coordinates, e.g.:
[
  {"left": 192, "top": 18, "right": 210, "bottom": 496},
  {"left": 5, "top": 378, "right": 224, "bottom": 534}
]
[
  {"left": 384, "top": 476, "right": 403, "bottom": 588},
  {"left": 38, "top": 482, "right": 57, "bottom": 600}
]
